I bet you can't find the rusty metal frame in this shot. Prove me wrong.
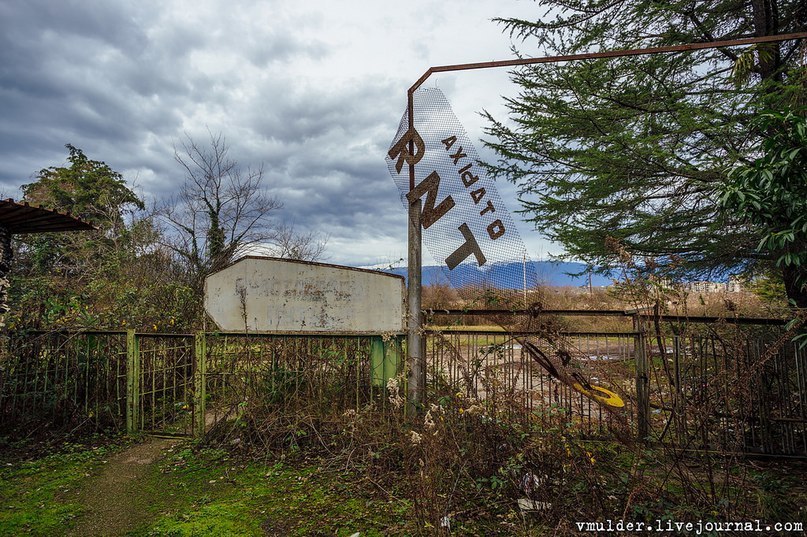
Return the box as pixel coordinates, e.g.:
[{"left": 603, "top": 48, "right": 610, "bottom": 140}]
[{"left": 403, "top": 32, "right": 807, "bottom": 412}]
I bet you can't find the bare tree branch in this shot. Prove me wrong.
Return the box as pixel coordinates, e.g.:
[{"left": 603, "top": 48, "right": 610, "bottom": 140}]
[{"left": 158, "top": 131, "right": 327, "bottom": 291}]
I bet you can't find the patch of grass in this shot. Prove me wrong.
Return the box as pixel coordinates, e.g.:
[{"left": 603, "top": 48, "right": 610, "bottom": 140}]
[
  {"left": 4, "top": 431, "right": 804, "bottom": 536},
  {"left": 0, "top": 439, "right": 123, "bottom": 535},
  {"left": 1, "top": 436, "right": 412, "bottom": 536},
  {"left": 133, "top": 448, "right": 413, "bottom": 536}
]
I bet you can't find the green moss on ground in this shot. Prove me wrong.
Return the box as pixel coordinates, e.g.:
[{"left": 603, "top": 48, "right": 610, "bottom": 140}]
[
  {"left": 2, "top": 435, "right": 804, "bottom": 536},
  {"left": 133, "top": 447, "right": 412, "bottom": 536},
  {"left": 1, "top": 440, "right": 413, "bottom": 537},
  {"left": 0, "top": 440, "right": 123, "bottom": 535}
]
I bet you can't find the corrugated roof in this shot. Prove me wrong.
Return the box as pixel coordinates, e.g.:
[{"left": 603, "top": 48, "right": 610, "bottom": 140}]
[{"left": 0, "top": 198, "right": 95, "bottom": 234}]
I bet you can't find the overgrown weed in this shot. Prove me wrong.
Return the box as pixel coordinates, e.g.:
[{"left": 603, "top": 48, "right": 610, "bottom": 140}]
[{"left": 202, "top": 369, "right": 806, "bottom": 535}]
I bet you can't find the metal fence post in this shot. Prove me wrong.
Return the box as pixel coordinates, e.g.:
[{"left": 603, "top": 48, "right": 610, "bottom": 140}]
[
  {"left": 390, "top": 335, "right": 404, "bottom": 383},
  {"left": 370, "top": 336, "right": 385, "bottom": 387},
  {"left": 407, "top": 196, "right": 424, "bottom": 415},
  {"left": 633, "top": 316, "right": 650, "bottom": 442},
  {"left": 371, "top": 335, "right": 404, "bottom": 388},
  {"left": 193, "top": 332, "right": 207, "bottom": 438},
  {"left": 126, "top": 329, "right": 140, "bottom": 434}
]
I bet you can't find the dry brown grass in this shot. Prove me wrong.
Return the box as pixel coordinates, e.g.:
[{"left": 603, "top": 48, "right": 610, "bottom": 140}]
[{"left": 423, "top": 283, "right": 788, "bottom": 319}]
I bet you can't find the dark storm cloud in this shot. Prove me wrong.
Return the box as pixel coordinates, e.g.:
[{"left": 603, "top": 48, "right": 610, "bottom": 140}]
[
  {"left": 1, "top": 1, "right": 181, "bottom": 189},
  {"left": 0, "top": 0, "right": 328, "bottom": 193},
  {"left": 0, "top": 0, "right": 553, "bottom": 264},
  {"left": 221, "top": 74, "right": 409, "bottom": 261}
]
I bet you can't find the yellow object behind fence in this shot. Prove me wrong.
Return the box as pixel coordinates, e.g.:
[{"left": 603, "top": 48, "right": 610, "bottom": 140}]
[{"left": 572, "top": 383, "right": 625, "bottom": 408}]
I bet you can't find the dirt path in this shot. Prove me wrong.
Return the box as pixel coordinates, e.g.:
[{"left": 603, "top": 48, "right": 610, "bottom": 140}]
[{"left": 67, "top": 437, "right": 177, "bottom": 537}]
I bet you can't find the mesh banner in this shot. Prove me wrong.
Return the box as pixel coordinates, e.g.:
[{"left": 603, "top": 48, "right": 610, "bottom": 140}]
[
  {"left": 386, "top": 87, "right": 538, "bottom": 292},
  {"left": 385, "top": 89, "right": 630, "bottom": 421}
]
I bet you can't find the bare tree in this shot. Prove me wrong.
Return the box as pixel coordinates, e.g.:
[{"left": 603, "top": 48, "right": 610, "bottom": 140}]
[
  {"left": 272, "top": 222, "right": 329, "bottom": 262},
  {"left": 160, "top": 132, "right": 282, "bottom": 286},
  {"left": 160, "top": 132, "right": 328, "bottom": 290}
]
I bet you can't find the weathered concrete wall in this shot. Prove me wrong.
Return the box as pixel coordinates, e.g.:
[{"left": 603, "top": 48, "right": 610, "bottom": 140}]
[{"left": 204, "top": 256, "right": 405, "bottom": 333}]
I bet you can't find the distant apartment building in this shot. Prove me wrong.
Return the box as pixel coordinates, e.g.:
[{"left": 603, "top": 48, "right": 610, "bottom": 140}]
[{"left": 685, "top": 276, "right": 742, "bottom": 294}]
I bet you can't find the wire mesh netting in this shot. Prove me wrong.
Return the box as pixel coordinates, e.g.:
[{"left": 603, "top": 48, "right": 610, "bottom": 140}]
[
  {"left": 386, "top": 87, "right": 538, "bottom": 295},
  {"left": 384, "top": 88, "right": 633, "bottom": 431}
]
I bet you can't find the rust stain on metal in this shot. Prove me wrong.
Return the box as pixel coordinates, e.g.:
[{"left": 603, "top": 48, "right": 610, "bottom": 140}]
[
  {"left": 408, "top": 33, "right": 807, "bottom": 94},
  {"left": 0, "top": 198, "right": 95, "bottom": 233},
  {"left": 204, "top": 256, "right": 405, "bottom": 333}
]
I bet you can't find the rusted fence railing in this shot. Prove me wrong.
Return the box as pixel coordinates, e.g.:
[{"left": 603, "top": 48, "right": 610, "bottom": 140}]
[
  {"left": 0, "top": 330, "right": 403, "bottom": 438},
  {"left": 424, "top": 310, "right": 806, "bottom": 457},
  {"left": 424, "top": 328, "right": 637, "bottom": 438},
  {"left": 1, "top": 314, "right": 804, "bottom": 456},
  {"left": 637, "top": 326, "right": 807, "bottom": 457},
  {"left": 0, "top": 330, "right": 128, "bottom": 431}
]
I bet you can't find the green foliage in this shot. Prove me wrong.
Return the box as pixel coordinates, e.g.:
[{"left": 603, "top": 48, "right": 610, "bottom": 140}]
[
  {"left": 260, "top": 366, "right": 305, "bottom": 405},
  {"left": 9, "top": 145, "right": 200, "bottom": 331},
  {"left": 23, "top": 144, "right": 144, "bottom": 227},
  {"left": 722, "top": 108, "right": 807, "bottom": 307},
  {"left": 485, "top": 1, "right": 806, "bottom": 287},
  {"left": 18, "top": 145, "right": 143, "bottom": 279},
  {"left": 744, "top": 272, "right": 789, "bottom": 306}
]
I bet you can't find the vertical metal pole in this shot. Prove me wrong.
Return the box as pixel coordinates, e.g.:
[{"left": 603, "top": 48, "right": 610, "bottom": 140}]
[
  {"left": 407, "top": 199, "right": 423, "bottom": 413},
  {"left": 407, "top": 89, "right": 424, "bottom": 415},
  {"left": 370, "top": 336, "right": 384, "bottom": 387},
  {"left": 634, "top": 316, "right": 649, "bottom": 442},
  {"left": 126, "top": 329, "right": 140, "bottom": 434},
  {"left": 193, "top": 332, "right": 207, "bottom": 438}
]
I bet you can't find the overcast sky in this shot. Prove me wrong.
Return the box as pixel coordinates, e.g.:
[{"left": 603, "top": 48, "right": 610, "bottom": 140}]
[{"left": 0, "top": 0, "right": 558, "bottom": 266}]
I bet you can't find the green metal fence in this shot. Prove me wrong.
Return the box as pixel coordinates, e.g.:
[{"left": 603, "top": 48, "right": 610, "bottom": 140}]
[
  {"left": 200, "top": 333, "right": 403, "bottom": 434},
  {"left": 4, "top": 318, "right": 801, "bottom": 457},
  {"left": 0, "top": 330, "right": 128, "bottom": 431},
  {"left": 128, "top": 332, "right": 197, "bottom": 435},
  {"left": 0, "top": 330, "right": 403, "bottom": 437}
]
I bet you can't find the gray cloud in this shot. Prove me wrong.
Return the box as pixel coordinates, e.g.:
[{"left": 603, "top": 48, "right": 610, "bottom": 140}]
[{"left": 0, "top": 0, "right": 555, "bottom": 265}]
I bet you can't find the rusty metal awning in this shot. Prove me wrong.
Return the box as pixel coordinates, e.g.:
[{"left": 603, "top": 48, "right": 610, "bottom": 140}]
[{"left": 0, "top": 198, "right": 95, "bottom": 234}]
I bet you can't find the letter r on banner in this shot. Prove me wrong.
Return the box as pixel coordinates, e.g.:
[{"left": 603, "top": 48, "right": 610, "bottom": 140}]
[{"left": 387, "top": 127, "right": 425, "bottom": 174}]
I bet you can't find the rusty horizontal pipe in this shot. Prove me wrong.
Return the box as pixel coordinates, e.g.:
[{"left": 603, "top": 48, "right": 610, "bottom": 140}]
[
  {"left": 409, "top": 32, "right": 807, "bottom": 93},
  {"left": 427, "top": 309, "right": 789, "bottom": 325}
]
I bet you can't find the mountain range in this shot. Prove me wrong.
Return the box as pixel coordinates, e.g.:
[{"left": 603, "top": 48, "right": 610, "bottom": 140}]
[{"left": 362, "top": 260, "right": 614, "bottom": 288}]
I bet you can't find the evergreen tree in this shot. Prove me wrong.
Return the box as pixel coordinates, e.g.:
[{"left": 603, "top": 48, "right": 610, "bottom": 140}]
[{"left": 485, "top": 0, "right": 806, "bottom": 303}]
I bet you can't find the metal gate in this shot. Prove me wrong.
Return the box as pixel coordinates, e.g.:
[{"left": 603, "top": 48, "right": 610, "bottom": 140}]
[
  {"left": 127, "top": 332, "right": 203, "bottom": 437},
  {"left": 0, "top": 330, "right": 206, "bottom": 437}
]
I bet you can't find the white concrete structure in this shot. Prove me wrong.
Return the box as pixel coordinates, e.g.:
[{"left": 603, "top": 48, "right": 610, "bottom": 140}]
[
  {"left": 685, "top": 276, "right": 742, "bottom": 294},
  {"left": 204, "top": 256, "right": 405, "bottom": 333}
]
